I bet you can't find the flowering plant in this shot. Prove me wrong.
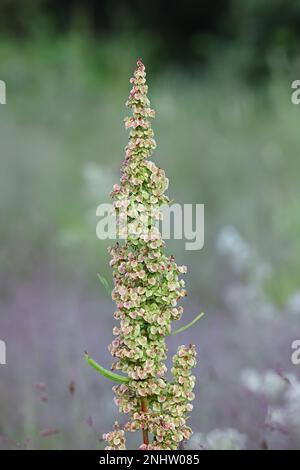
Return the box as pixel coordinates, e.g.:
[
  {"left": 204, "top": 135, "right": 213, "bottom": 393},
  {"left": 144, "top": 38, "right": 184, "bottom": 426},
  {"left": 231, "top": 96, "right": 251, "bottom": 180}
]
[{"left": 86, "top": 59, "right": 202, "bottom": 450}]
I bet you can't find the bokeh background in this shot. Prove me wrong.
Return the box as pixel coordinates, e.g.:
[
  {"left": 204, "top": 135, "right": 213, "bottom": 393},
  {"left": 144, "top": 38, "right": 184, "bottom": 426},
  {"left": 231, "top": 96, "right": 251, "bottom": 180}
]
[{"left": 1, "top": 0, "right": 300, "bottom": 450}]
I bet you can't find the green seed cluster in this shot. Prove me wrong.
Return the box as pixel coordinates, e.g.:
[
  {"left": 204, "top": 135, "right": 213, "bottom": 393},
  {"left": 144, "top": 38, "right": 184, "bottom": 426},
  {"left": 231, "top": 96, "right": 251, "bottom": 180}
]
[{"left": 104, "top": 60, "right": 197, "bottom": 450}]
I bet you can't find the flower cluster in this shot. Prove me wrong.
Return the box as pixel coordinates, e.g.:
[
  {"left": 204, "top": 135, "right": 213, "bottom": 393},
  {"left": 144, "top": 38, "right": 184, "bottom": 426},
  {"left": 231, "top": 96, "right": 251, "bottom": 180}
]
[{"left": 104, "top": 59, "right": 197, "bottom": 450}]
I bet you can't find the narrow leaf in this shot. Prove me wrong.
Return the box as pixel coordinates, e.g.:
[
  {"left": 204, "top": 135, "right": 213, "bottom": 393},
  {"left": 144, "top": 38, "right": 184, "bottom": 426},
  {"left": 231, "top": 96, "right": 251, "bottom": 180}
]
[
  {"left": 97, "top": 273, "right": 112, "bottom": 296},
  {"left": 171, "top": 312, "right": 205, "bottom": 336},
  {"left": 85, "top": 353, "right": 129, "bottom": 384}
]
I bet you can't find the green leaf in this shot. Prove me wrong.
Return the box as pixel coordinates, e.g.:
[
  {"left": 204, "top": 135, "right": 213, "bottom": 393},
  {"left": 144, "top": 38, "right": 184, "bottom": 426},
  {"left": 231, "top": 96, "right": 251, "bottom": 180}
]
[
  {"left": 85, "top": 353, "right": 129, "bottom": 383},
  {"left": 171, "top": 312, "right": 205, "bottom": 336},
  {"left": 97, "top": 273, "right": 112, "bottom": 297}
]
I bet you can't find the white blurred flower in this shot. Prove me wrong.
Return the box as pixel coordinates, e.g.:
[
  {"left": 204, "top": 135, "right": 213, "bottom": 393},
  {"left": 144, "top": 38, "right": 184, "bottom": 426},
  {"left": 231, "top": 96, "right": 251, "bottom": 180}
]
[
  {"left": 57, "top": 229, "right": 81, "bottom": 247},
  {"left": 217, "top": 226, "right": 277, "bottom": 321},
  {"left": 286, "top": 291, "right": 300, "bottom": 316},
  {"left": 266, "top": 376, "right": 300, "bottom": 443},
  {"left": 240, "top": 368, "right": 288, "bottom": 400},
  {"left": 240, "top": 368, "right": 262, "bottom": 393},
  {"left": 206, "top": 428, "right": 247, "bottom": 450},
  {"left": 185, "top": 428, "right": 247, "bottom": 450},
  {"left": 185, "top": 432, "right": 207, "bottom": 450},
  {"left": 267, "top": 406, "right": 287, "bottom": 427},
  {"left": 216, "top": 226, "right": 252, "bottom": 274},
  {"left": 263, "top": 371, "right": 288, "bottom": 399},
  {"left": 82, "top": 162, "right": 115, "bottom": 201},
  {"left": 285, "top": 376, "right": 300, "bottom": 402}
]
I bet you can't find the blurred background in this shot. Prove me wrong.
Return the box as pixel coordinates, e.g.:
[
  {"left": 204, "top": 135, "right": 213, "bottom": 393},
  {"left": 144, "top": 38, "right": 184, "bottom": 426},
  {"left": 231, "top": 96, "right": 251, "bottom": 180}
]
[{"left": 1, "top": 0, "right": 300, "bottom": 450}]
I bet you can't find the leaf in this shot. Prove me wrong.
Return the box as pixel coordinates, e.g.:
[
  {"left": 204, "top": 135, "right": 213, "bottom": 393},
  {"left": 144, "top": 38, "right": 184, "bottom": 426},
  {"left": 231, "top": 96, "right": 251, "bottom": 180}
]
[
  {"left": 170, "top": 312, "right": 205, "bottom": 336},
  {"left": 97, "top": 273, "right": 112, "bottom": 296},
  {"left": 84, "top": 353, "right": 129, "bottom": 383}
]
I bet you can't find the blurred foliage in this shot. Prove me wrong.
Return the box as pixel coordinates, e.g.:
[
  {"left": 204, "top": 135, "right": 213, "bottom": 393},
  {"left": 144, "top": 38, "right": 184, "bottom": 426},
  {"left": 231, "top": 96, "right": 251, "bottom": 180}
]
[
  {"left": 1, "top": 0, "right": 300, "bottom": 77},
  {"left": 0, "top": 29, "right": 300, "bottom": 306}
]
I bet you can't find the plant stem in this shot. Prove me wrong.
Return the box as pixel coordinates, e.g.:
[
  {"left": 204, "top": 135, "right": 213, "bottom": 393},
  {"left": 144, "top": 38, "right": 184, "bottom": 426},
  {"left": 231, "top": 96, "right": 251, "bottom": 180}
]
[{"left": 141, "top": 397, "right": 149, "bottom": 446}]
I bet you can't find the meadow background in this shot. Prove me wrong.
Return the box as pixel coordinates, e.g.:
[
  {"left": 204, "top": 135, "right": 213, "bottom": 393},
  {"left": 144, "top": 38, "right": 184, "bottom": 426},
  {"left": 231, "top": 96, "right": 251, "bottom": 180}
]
[{"left": 1, "top": 0, "right": 300, "bottom": 449}]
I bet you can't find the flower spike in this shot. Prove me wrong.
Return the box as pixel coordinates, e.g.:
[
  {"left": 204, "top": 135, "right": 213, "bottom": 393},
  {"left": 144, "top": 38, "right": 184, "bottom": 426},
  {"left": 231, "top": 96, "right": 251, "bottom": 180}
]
[{"left": 86, "top": 59, "right": 200, "bottom": 450}]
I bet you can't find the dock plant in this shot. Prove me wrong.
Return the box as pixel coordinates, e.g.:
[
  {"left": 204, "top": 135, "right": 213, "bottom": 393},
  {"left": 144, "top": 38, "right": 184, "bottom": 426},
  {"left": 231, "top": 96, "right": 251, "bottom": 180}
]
[{"left": 86, "top": 59, "right": 203, "bottom": 450}]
